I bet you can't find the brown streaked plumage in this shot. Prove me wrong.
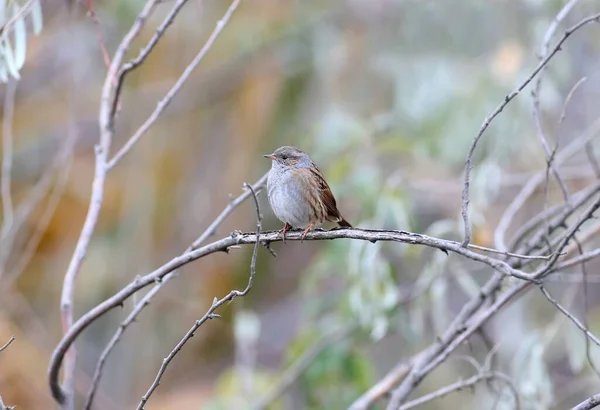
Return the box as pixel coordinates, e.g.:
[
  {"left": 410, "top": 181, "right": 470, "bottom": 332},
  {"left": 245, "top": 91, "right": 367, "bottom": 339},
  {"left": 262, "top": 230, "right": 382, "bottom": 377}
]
[{"left": 264, "top": 146, "right": 351, "bottom": 241}]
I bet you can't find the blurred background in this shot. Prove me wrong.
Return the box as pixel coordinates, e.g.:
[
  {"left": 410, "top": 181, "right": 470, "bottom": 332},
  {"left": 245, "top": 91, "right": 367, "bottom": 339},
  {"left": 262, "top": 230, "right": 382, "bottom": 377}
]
[{"left": 1, "top": 0, "right": 600, "bottom": 408}]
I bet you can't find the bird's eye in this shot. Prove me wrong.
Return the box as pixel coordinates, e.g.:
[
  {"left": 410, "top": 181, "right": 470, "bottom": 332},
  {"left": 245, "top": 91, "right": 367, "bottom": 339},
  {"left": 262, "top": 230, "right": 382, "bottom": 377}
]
[{"left": 281, "top": 155, "right": 288, "bottom": 160}]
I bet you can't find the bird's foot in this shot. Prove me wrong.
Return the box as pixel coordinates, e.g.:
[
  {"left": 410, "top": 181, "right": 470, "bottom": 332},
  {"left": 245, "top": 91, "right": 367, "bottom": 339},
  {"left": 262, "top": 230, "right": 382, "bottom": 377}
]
[
  {"left": 278, "top": 223, "right": 292, "bottom": 243},
  {"left": 300, "top": 223, "right": 314, "bottom": 242}
]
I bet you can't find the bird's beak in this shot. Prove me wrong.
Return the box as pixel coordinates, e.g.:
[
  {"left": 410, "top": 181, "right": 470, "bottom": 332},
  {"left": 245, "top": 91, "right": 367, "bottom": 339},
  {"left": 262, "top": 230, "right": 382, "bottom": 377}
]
[{"left": 263, "top": 154, "right": 276, "bottom": 160}]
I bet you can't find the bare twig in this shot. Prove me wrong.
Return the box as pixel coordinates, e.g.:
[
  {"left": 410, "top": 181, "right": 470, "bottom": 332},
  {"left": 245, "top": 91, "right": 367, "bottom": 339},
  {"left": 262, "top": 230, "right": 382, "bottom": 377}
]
[
  {"left": 398, "top": 371, "right": 518, "bottom": 410},
  {"left": 349, "top": 360, "right": 415, "bottom": 410},
  {"left": 572, "top": 393, "right": 600, "bottom": 410},
  {"left": 467, "top": 243, "right": 557, "bottom": 261},
  {"left": 87, "top": 0, "right": 112, "bottom": 71},
  {"left": 55, "top": 0, "right": 245, "bottom": 404},
  {"left": 518, "top": 185, "right": 600, "bottom": 260},
  {"left": 386, "top": 197, "right": 600, "bottom": 409},
  {"left": 560, "top": 77, "right": 588, "bottom": 125},
  {"left": 497, "top": 117, "right": 600, "bottom": 252},
  {"left": 574, "top": 237, "right": 600, "bottom": 378},
  {"left": 351, "top": 191, "right": 600, "bottom": 409},
  {"left": 552, "top": 248, "right": 600, "bottom": 272},
  {"left": 136, "top": 182, "right": 262, "bottom": 409},
  {"left": 529, "top": 0, "right": 580, "bottom": 203},
  {"left": 107, "top": 0, "right": 243, "bottom": 169},
  {"left": 0, "top": 0, "right": 35, "bottom": 36},
  {"left": 108, "top": 0, "right": 192, "bottom": 122},
  {"left": 83, "top": 174, "right": 267, "bottom": 410},
  {"left": 0, "top": 336, "right": 14, "bottom": 353},
  {"left": 253, "top": 325, "right": 355, "bottom": 410},
  {"left": 539, "top": 285, "right": 600, "bottom": 348},
  {"left": 585, "top": 141, "right": 600, "bottom": 179},
  {"left": 508, "top": 185, "right": 591, "bottom": 251},
  {"left": 461, "top": 11, "right": 600, "bottom": 246},
  {"left": 57, "top": 1, "right": 160, "bottom": 407},
  {"left": 0, "top": 394, "right": 15, "bottom": 410},
  {"left": 0, "top": 78, "right": 17, "bottom": 240}
]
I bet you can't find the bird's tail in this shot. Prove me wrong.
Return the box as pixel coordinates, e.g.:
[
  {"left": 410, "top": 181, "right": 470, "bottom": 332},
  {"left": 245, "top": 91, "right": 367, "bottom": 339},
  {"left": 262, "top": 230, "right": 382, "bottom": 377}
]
[{"left": 337, "top": 217, "right": 352, "bottom": 228}]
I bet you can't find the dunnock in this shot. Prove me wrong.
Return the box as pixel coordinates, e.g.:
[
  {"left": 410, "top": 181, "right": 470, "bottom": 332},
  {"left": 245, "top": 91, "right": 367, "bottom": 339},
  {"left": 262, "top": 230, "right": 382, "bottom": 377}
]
[{"left": 264, "top": 146, "right": 351, "bottom": 241}]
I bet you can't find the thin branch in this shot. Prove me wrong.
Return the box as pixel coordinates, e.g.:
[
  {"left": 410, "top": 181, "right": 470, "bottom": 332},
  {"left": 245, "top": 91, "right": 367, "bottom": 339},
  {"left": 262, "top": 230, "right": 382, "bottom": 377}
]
[
  {"left": 136, "top": 182, "right": 262, "bottom": 409},
  {"left": 461, "top": 11, "right": 600, "bottom": 246},
  {"left": 57, "top": 1, "right": 160, "bottom": 407},
  {"left": 497, "top": 116, "right": 600, "bottom": 252},
  {"left": 0, "top": 78, "right": 17, "bottom": 240},
  {"left": 0, "top": 0, "right": 35, "bottom": 36},
  {"left": 467, "top": 243, "right": 557, "bottom": 261},
  {"left": 397, "top": 371, "right": 518, "bottom": 410},
  {"left": 573, "top": 237, "right": 600, "bottom": 378},
  {"left": 349, "top": 360, "right": 415, "bottom": 410},
  {"left": 0, "top": 336, "right": 14, "bottom": 353},
  {"left": 83, "top": 174, "right": 267, "bottom": 410},
  {"left": 49, "top": 225, "right": 541, "bottom": 404},
  {"left": 108, "top": 0, "right": 192, "bottom": 122},
  {"left": 0, "top": 394, "right": 15, "bottom": 410},
  {"left": 385, "top": 197, "right": 600, "bottom": 409},
  {"left": 106, "top": 0, "right": 243, "bottom": 169},
  {"left": 508, "top": 186, "right": 588, "bottom": 251},
  {"left": 252, "top": 325, "right": 355, "bottom": 410},
  {"left": 571, "top": 393, "right": 600, "bottom": 410},
  {"left": 191, "top": 173, "right": 268, "bottom": 249},
  {"left": 539, "top": 285, "right": 600, "bottom": 348},
  {"left": 552, "top": 248, "right": 600, "bottom": 272},
  {"left": 559, "top": 77, "right": 588, "bottom": 125},
  {"left": 87, "top": 0, "right": 112, "bottom": 71},
  {"left": 529, "top": 0, "right": 580, "bottom": 204},
  {"left": 585, "top": 141, "right": 600, "bottom": 179},
  {"left": 508, "top": 179, "right": 600, "bottom": 262}
]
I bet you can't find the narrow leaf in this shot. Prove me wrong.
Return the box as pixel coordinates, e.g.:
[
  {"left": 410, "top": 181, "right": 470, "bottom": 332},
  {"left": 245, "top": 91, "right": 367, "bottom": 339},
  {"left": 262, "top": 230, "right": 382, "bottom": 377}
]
[
  {"left": 0, "top": 57, "right": 8, "bottom": 82},
  {"left": 12, "top": 3, "right": 26, "bottom": 69},
  {"left": 2, "top": 36, "right": 20, "bottom": 79},
  {"left": 30, "top": 0, "right": 42, "bottom": 35}
]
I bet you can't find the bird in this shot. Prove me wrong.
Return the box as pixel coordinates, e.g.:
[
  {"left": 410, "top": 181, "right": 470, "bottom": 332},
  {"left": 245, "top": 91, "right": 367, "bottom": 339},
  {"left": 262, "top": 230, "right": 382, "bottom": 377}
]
[{"left": 263, "top": 146, "right": 352, "bottom": 242}]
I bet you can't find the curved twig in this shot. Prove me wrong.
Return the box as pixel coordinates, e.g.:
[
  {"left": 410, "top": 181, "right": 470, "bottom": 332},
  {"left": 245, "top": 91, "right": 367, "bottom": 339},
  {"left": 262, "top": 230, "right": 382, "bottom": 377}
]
[
  {"left": 57, "top": 2, "right": 161, "bottom": 407},
  {"left": 0, "top": 336, "right": 14, "bottom": 353},
  {"left": 461, "top": 11, "right": 600, "bottom": 246},
  {"left": 106, "top": 0, "right": 243, "bottom": 169},
  {"left": 83, "top": 174, "right": 267, "bottom": 410},
  {"left": 136, "top": 182, "right": 262, "bottom": 409},
  {"left": 572, "top": 393, "right": 600, "bottom": 410}
]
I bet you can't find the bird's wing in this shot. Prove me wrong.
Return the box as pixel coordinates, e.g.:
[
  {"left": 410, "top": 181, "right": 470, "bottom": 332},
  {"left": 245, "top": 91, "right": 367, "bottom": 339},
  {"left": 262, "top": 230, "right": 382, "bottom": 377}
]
[{"left": 308, "top": 163, "right": 342, "bottom": 221}]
